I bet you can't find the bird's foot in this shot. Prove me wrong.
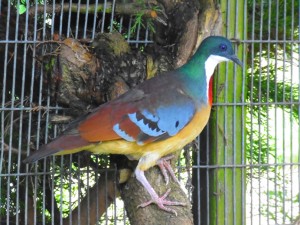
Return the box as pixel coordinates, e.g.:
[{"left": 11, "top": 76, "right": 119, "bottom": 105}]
[
  {"left": 137, "top": 189, "right": 186, "bottom": 215},
  {"left": 157, "top": 155, "right": 180, "bottom": 185}
]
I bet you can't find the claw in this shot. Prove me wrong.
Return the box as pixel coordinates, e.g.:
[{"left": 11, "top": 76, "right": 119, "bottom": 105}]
[
  {"left": 135, "top": 167, "right": 186, "bottom": 215},
  {"left": 137, "top": 188, "right": 186, "bottom": 215}
]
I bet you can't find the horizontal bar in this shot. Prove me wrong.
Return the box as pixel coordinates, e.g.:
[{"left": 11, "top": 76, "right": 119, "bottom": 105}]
[
  {"left": 0, "top": 106, "right": 65, "bottom": 111},
  {"left": 213, "top": 102, "right": 300, "bottom": 106},
  {"left": 1, "top": 39, "right": 300, "bottom": 44},
  {"left": 127, "top": 40, "right": 154, "bottom": 44},
  {"left": 0, "top": 168, "right": 117, "bottom": 177},
  {"left": 1, "top": 101, "right": 299, "bottom": 112},
  {"left": 1, "top": 162, "right": 299, "bottom": 177},
  {"left": 190, "top": 162, "right": 300, "bottom": 169},
  {"left": 0, "top": 39, "right": 154, "bottom": 44},
  {"left": 233, "top": 39, "right": 300, "bottom": 44}
]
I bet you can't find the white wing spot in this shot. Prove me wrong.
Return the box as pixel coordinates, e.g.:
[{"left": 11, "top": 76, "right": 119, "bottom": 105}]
[{"left": 113, "top": 124, "right": 135, "bottom": 142}]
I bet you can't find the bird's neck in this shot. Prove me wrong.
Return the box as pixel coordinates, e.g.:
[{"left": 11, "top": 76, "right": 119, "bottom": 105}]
[
  {"left": 204, "top": 55, "right": 230, "bottom": 105},
  {"left": 180, "top": 54, "right": 226, "bottom": 106}
]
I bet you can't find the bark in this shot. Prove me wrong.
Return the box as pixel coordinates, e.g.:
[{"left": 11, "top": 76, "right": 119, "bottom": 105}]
[
  {"left": 28, "top": 3, "right": 160, "bottom": 18},
  {"left": 121, "top": 165, "right": 193, "bottom": 225}
]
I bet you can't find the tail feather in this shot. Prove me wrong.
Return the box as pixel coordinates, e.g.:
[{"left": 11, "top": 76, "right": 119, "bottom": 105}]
[{"left": 23, "top": 134, "right": 91, "bottom": 163}]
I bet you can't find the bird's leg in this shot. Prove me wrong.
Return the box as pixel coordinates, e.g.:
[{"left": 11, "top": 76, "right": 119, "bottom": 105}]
[
  {"left": 135, "top": 168, "right": 186, "bottom": 215},
  {"left": 156, "top": 155, "right": 181, "bottom": 185}
]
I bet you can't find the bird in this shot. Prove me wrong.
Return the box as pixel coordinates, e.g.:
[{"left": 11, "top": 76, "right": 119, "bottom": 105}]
[{"left": 24, "top": 36, "right": 242, "bottom": 214}]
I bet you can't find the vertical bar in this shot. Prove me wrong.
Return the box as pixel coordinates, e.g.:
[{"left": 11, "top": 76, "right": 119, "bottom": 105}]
[
  {"left": 45, "top": 2, "right": 55, "bottom": 225},
  {"left": 233, "top": 1, "right": 238, "bottom": 224},
  {"left": 13, "top": 1, "right": 21, "bottom": 224},
  {"left": 0, "top": 2, "right": 10, "bottom": 222},
  {"left": 87, "top": 165, "right": 91, "bottom": 225},
  {"left": 0, "top": 0, "right": 10, "bottom": 222},
  {"left": 77, "top": 158, "right": 81, "bottom": 225},
  {"left": 298, "top": 0, "right": 300, "bottom": 220},
  {"left": 7, "top": 2, "right": 20, "bottom": 224},
  {"left": 135, "top": 22, "right": 141, "bottom": 48},
  {"left": 109, "top": 0, "right": 116, "bottom": 33},
  {"left": 258, "top": 1, "right": 264, "bottom": 224},
  {"left": 51, "top": 0, "right": 56, "bottom": 36},
  {"left": 119, "top": 16, "right": 124, "bottom": 33},
  {"left": 282, "top": 1, "right": 287, "bottom": 224},
  {"left": 33, "top": 5, "right": 39, "bottom": 224},
  {"left": 68, "top": 156, "right": 73, "bottom": 225},
  {"left": 101, "top": 0, "right": 107, "bottom": 33},
  {"left": 42, "top": 5, "right": 48, "bottom": 225},
  {"left": 16, "top": 0, "right": 30, "bottom": 224},
  {"left": 206, "top": 125, "right": 210, "bottom": 225},
  {"left": 224, "top": 1, "right": 229, "bottom": 224},
  {"left": 36, "top": 53, "right": 44, "bottom": 224},
  {"left": 289, "top": 2, "right": 295, "bottom": 223},
  {"left": 145, "top": 25, "right": 150, "bottom": 46},
  {"left": 67, "top": 0, "right": 73, "bottom": 38},
  {"left": 194, "top": 136, "right": 200, "bottom": 225},
  {"left": 91, "top": 0, "right": 99, "bottom": 39},
  {"left": 274, "top": 0, "right": 279, "bottom": 223},
  {"left": 83, "top": 0, "right": 90, "bottom": 38},
  {"left": 266, "top": 1, "right": 272, "bottom": 224},
  {"left": 249, "top": 1, "right": 256, "bottom": 224},
  {"left": 75, "top": 0, "right": 81, "bottom": 39},
  {"left": 114, "top": 167, "right": 117, "bottom": 225},
  {"left": 242, "top": 1, "right": 247, "bottom": 224},
  {"left": 105, "top": 170, "right": 108, "bottom": 225},
  {"left": 127, "top": 17, "right": 133, "bottom": 43},
  {"left": 59, "top": 0, "right": 65, "bottom": 38},
  {"left": 23, "top": 2, "right": 31, "bottom": 224},
  {"left": 96, "top": 158, "right": 100, "bottom": 225}
]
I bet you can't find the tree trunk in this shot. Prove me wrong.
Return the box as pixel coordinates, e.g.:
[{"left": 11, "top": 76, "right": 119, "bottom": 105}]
[
  {"left": 121, "top": 166, "right": 193, "bottom": 225},
  {"left": 119, "top": 1, "right": 224, "bottom": 224},
  {"left": 208, "top": 0, "right": 246, "bottom": 224}
]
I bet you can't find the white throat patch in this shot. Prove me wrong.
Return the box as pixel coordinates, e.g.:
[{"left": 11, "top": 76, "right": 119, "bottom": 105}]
[{"left": 204, "top": 55, "right": 229, "bottom": 99}]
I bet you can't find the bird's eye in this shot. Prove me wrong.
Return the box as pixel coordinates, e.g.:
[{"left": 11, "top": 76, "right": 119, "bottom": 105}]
[{"left": 219, "top": 44, "right": 227, "bottom": 51}]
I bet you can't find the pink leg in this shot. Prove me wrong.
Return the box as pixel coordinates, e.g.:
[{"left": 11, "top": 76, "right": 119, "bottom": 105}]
[
  {"left": 157, "top": 155, "right": 181, "bottom": 185},
  {"left": 135, "top": 168, "right": 186, "bottom": 215}
]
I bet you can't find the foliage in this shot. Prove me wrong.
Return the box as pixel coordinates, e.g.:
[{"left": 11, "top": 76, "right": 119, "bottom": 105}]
[
  {"left": 246, "top": 42, "right": 299, "bottom": 168},
  {"left": 248, "top": 0, "right": 299, "bottom": 57},
  {"left": 131, "top": 0, "right": 158, "bottom": 33},
  {"left": 246, "top": 1, "right": 300, "bottom": 223},
  {"left": 11, "top": 0, "right": 44, "bottom": 14}
]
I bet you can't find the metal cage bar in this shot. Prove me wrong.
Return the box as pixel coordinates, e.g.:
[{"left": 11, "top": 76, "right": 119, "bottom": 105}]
[{"left": 0, "top": 0, "right": 299, "bottom": 225}]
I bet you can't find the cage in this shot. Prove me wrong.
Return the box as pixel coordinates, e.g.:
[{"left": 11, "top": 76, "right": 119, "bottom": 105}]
[{"left": 0, "top": 0, "right": 299, "bottom": 225}]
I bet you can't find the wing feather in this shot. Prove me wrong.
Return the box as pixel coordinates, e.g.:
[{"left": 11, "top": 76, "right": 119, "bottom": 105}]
[{"left": 78, "top": 86, "right": 196, "bottom": 145}]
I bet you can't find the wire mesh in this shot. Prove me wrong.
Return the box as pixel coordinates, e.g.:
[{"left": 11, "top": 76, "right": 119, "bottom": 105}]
[{"left": 0, "top": 0, "right": 299, "bottom": 225}]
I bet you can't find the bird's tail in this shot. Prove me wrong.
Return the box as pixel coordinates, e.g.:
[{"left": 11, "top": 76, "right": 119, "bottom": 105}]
[{"left": 23, "top": 134, "right": 92, "bottom": 163}]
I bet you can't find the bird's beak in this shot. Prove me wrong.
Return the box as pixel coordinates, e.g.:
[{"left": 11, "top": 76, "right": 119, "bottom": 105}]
[{"left": 228, "top": 55, "right": 243, "bottom": 67}]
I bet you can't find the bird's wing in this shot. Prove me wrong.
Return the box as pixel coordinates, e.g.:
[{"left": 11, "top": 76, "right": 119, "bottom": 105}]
[
  {"left": 78, "top": 86, "right": 196, "bottom": 145},
  {"left": 23, "top": 75, "right": 197, "bottom": 163}
]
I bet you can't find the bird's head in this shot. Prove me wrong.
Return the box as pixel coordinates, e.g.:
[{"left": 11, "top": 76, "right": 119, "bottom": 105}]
[
  {"left": 190, "top": 36, "right": 243, "bottom": 78},
  {"left": 200, "top": 36, "right": 243, "bottom": 66}
]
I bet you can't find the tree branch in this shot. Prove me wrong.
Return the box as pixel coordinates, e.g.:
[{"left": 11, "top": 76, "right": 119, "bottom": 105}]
[
  {"left": 120, "top": 165, "right": 193, "bottom": 225},
  {"left": 28, "top": 3, "right": 157, "bottom": 18}
]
